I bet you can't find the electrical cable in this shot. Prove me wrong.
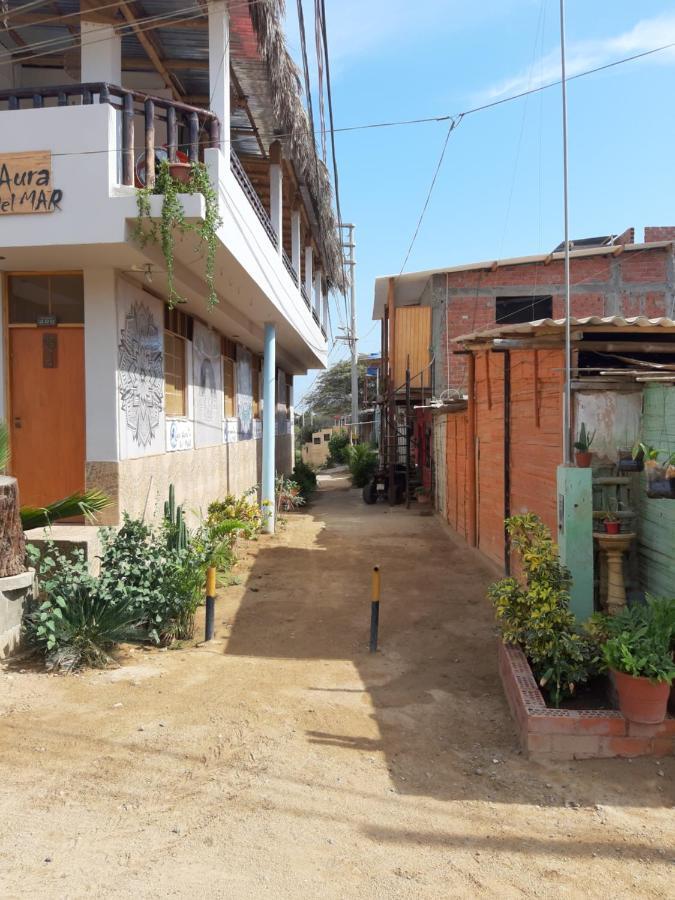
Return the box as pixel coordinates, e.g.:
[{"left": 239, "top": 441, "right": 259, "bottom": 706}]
[{"left": 398, "top": 115, "right": 463, "bottom": 275}]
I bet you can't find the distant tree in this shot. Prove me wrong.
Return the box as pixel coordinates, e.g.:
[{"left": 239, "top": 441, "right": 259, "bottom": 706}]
[{"left": 302, "top": 357, "right": 370, "bottom": 418}]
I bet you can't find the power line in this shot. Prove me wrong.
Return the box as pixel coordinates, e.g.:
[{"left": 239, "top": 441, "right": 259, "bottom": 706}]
[{"left": 398, "top": 115, "right": 463, "bottom": 275}]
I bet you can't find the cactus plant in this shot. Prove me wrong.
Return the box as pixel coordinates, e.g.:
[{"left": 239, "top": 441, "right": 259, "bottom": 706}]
[{"left": 164, "top": 483, "right": 188, "bottom": 551}]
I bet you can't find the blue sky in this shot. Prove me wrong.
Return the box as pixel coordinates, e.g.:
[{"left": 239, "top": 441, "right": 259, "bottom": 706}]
[{"left": 289, "top": 0, "right": 675, "bottom": 407}]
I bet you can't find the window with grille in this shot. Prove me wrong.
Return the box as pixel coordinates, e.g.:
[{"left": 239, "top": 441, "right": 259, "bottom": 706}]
[
  {"left": 223, "top": 356, "right": 236, "bottom": 418},
  {"left": 164, "top": 331, "right": 187, "bottom": 417}
]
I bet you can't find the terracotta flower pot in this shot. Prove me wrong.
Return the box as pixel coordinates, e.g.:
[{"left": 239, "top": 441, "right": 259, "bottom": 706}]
[
  {"left": 612, "top": 669, "right": 670, "bottom": 725},
  {"left": 575, "top": 451, "right": 593, "bottom": 468},
  {"left": 604, "top": 520, "right": 620, "bottom": 535},
  {"left": 416, "top": 493, "right": 431, "bottom": 506},
  {"left": 169, "top": 162, "right": 192, "bottom": 184}
]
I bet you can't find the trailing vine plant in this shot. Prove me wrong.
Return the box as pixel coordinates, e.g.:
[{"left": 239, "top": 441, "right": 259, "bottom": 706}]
[{"left": 134, "top": 161, "right": 222, "bottom": 309}]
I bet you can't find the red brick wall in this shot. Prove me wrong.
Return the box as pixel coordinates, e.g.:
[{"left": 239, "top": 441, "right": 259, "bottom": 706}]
[
  {"left": 508, "top": 349, "right": 563, "bottom": 545},
  {"left": 644, "top": 226, "right": 675, "bottom": 242},
  {"left": 441, "top": 245, "right": 674, "bottom": 391},
  {"left": 474, "top": 351, "right": 505, "bottom": 566}
]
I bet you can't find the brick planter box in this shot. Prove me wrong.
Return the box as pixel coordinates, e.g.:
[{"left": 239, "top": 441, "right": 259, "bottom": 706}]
[{"left": 498, "top": 641, "right": 675, "bottom": 760}]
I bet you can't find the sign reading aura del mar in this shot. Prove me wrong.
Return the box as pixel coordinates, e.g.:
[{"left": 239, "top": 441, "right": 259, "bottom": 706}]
[{"left": 0, "top": 151, "right": 63, "bottom": 214}]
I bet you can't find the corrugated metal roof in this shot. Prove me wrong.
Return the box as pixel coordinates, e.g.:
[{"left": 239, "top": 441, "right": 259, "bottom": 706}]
[{"left": 454, "top": 316, "right": 675, "bottom": 343}]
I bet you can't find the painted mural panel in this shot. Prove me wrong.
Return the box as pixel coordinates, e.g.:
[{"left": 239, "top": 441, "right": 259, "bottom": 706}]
[
  {"left": 192, "top": 320, "right": 223, "bottom": 448},
  {"left": 236, "top": 345, "right": 253, "bottom": 440},
  {"left": 166, "top": 418, "right": 193, "bottom": 452},
  {"left": 117, "top": 282, "right": 165, "bottom": 459}
]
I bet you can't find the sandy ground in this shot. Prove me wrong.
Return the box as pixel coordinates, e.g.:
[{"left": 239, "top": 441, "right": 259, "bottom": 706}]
[{"left": 0, "top": 471, "right": 673, "bottom": 899}]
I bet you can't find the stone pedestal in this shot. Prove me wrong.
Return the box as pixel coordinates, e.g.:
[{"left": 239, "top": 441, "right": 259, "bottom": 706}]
[
  {"left": 594, "top": 532, "right": 636, "bottom": 615},
  {"left": 0, "top": 569, "right": 36, "bottom": 659}
]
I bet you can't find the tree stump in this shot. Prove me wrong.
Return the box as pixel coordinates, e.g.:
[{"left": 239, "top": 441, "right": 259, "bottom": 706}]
[{"left": 0, "top": 475, "right": 26, "bottom": 578}]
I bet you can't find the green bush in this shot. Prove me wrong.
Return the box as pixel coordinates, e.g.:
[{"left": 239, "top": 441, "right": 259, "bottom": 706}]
[
  {"left": 346, "top": 442, "right": 378, "bottom": 488},
  {"left": 293, "top": 460, "right": 317, "bottom": 500},
  {"left": 25, "top": 510, "right": 245, "bottom": 669},
  {"left": 275, "top": 474, "right": 306, "bottom": 512},
  {"left": 207, "top": 487, "right": 263, "bottom": 538},
  {"left": 327, "top": 430, "right": 350, "bottom": 464},
  {"left": 602, "top": 598, "right": 675, "bottom": 683},
  {"left": 488, "top": 514, "right": 599, "bottom": 707},
  {"left": 25, "top": 543, "right": 142, "bottom": 672}
]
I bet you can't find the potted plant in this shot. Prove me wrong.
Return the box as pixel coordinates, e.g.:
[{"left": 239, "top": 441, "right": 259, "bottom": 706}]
[
  {"left": 168, "top": 161, "right": 192, "bottom": 184},
  {"left": 618, "top": 443, "right": 644, "bottom": 472},
  {"left": 573, "top": 423, "right": 595, "bottom": 468},
  {"left": 602, "top": 603, "right": 675, "bottom": 725},
  {"left": 603, "top": 509, "right": 620, "bottom": 535},
  {"left": 415, "top": 486, "right": 431, "bottom": 507},
  {"left": 635, "top": 443, "right": 674, "bottom": 499}
]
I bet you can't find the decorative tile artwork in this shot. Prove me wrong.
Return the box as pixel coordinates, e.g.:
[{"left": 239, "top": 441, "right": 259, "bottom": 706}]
[
  {"left": 192, "top": 320, "right": 223, "bottom": 448},
  {"left": 117, "top": 284, "right": 165, "bottom": 459},
  {"left": 166, "top": 418, "right": 193, "bottom": 452},
  {"left": 224, "top": 418, "right": 238, "bottom": 444},
  {"left": 236, "top": 345, "right": 253, "bottom": 440}
]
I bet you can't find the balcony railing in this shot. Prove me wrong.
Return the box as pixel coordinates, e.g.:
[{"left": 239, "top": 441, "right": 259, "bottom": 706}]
[
  {"left": 282, "top": 248, "right": 298, "bottom": 284},
  {"left": 0, "top": 82, "right": 219, "bottom": 188},
  {"left": 229, "top": 149, "right": 278, "bottom": 248},
  {"left": 0, "top": 81, "right": 325, "bottom": 339}
]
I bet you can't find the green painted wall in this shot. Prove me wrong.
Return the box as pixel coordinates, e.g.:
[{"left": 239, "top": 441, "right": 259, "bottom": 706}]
[
  {"left": 557, "top": 466, "right": 594, "bottom": 621},
  {"left": 637, "top": 385, "right": 675, "bottom": 597}
]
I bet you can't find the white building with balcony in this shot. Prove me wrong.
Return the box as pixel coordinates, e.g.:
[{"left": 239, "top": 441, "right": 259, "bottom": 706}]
[{"left": 0, "top": 0, "right": 340, "bottom": 530}]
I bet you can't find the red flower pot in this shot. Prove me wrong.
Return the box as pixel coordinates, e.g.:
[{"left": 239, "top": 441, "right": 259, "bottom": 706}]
[
  {"left": 612, "top": 669, "right": 670, "bottom": 725},
  {"left": 169, "top": 162, "right": 192, "bottom": 184},
  {"left": 575, "top": 451, "right": 593, "bottom": 468},
  {"left": 604, "top": 520, "right": 620, "bottom": 534}
]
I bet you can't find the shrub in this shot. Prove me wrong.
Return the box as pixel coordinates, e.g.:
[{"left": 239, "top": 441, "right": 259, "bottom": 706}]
[
  {"left": 327, "top": 430, "right": 350, "bottom": 464},
  {"left": 488, "top": 514, "right": 599, "bottom": 707},
  {"left": 25, "top": 543, "right": 142, "bottom": 672},
  {"left": 293, "top": 460, "right": 317, "bottom": 500},
  {"left": 346, "top": 442, "right": 378, "bottom": 488},
  {"left": 207, "top": 487, "right": 263, "bottom": 539},
  {"left": 275, "top": 474, "right": 306, "bottom": 512}
]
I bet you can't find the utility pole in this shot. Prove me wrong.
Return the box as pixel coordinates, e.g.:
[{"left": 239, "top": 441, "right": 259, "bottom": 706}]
[{"left": 338, "top": 223, "right": 358, "bottom": 440}]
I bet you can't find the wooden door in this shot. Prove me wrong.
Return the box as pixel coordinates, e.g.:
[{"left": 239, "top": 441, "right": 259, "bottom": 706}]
[{"left": 9, "top": 328, "right": 85, "bottom": 509}]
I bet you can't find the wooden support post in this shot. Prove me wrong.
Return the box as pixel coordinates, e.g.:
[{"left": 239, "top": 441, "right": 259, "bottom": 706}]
[
  {"left": 122, "top": 92, "right": 134, "bottom": 187},
  {"left": 188, "top": 111, "right": 199, "bottom": 162},
  {"left": 467, "top": 352, "right": 477, "bottom": 548},
  {"left": 145, "top": 98, "right": 155, "bottom": 188},
  {"left": 32, "top": 93, "right": 43, "bottom": 108},
  {"left": 167, "top": 105, "right": 177, "bottom": 162}
]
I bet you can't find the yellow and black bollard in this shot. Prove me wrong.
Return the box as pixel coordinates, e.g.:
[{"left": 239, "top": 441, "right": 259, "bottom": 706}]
[
  {"left": 369, "top": 565, "right": 381, "bottom": 653},
  {"left": 205, "top": 565, "right": 217, "bottom": 642}
]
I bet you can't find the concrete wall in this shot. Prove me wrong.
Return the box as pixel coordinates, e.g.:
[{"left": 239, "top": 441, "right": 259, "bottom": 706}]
[
  {"left": 87, "top": 433, "right": 292, "bottom": 526},
  {"left": 432, "top": 412, "right": 447, "bottom": 519}
]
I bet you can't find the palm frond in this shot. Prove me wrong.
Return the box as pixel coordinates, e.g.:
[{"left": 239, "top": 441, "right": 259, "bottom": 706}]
[{"left": 21, "top": 490, "right": 110, "bottom": 531}]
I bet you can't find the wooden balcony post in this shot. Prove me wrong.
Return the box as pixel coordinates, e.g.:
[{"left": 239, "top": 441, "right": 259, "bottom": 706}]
[
  {"left": 122, "top": 92, "right": 134, "bottom": 186},
  {"left": 167, "top": 105, "right": 177, "bottom": 163},
  {"left": 269, "top": 140, "right": 283, "bottom": 255},
  {"left": 188, "top": 111, "right": 199, "bottom": 163},
  {"left": 145, "top": 98, "right": 155, "bottom": 188},
  {"left": 322, "top": 279, "right": 329, "bottom": 334}
]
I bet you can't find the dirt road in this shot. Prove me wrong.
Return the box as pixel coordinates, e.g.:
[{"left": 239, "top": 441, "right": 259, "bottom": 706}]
[{"left": 0, "top": 471, "right": 673, "bottom": 899}]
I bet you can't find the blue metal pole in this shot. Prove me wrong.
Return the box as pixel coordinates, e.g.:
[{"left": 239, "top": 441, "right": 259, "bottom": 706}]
[{"left": 262, "top": 321, "right": 276, "bottom": 534}]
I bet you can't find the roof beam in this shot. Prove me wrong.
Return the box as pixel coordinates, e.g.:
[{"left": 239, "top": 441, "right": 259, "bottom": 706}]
[
  {"left": 117, "top": 1, "right": 182, "bottom": 99},
  {"left": 5, "top": 10, "right": 207, "bottom": 29}
]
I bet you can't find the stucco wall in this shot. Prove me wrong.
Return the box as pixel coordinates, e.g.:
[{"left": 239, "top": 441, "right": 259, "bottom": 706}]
[{"left": 87, "top": 433, "right": 292, "bottom": 526}]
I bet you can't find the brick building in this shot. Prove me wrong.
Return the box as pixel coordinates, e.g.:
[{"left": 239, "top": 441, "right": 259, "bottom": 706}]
[{"left": 373, "top": 227, "right": 675, "bottom": 400}]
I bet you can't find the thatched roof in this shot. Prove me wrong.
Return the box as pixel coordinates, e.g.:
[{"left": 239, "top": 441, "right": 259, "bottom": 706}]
[{"left": 245, "top": 0, "right": 344, "bottom": 289}]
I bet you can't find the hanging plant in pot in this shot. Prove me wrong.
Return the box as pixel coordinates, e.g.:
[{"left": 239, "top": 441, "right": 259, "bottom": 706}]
[
  {"left": 573, "top": 422, "right": 595, "bottom": 468},
  {"left": 602, "top": 601, "right": 675, "bottom": 725}
]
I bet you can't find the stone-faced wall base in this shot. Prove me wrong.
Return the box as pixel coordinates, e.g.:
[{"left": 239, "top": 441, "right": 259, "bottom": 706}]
[
  {"left": 0, "top": 569, "right": 36, "bottom": 659},
  {"left": 499, "top": 641, "right": 675, "bottom": 760}
]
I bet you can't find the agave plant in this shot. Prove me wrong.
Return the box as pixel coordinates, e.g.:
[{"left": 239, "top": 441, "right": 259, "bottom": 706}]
[{"left": 20, "top": 490, "right": 110, "bottom": 531}]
